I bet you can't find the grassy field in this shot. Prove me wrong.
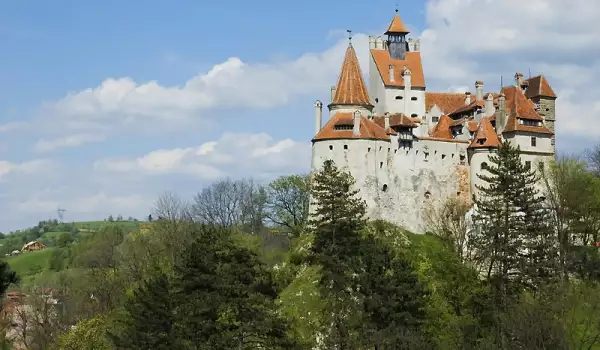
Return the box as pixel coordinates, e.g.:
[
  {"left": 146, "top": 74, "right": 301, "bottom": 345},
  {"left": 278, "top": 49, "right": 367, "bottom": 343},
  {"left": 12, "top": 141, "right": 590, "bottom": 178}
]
[{"left": 3, "top": 248, "right": 56, "bottom": 278}]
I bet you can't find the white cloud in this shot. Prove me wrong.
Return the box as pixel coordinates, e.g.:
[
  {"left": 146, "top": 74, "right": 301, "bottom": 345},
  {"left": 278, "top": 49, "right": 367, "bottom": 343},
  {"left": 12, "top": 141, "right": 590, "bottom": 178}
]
[
  {"left": 41, "top": 35, "right": 370, "bottom": 137},
  {"left": 94, "top": 132, "right": 311, "bottom": 181},
  {"left": 34, "top": 133, "right": 107, "bottom": 153},
  {"left": 0, "top": 159, "right": 52, "bottom": 178}
]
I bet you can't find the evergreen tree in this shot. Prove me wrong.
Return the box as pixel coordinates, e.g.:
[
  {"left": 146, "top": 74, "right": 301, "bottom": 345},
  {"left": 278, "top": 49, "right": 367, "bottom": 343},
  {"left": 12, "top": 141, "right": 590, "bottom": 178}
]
[
  {"left": 472, "top": 140, "right": 553, "bottom": 306},
  {"left": 109, "top": 273, "right": 175, "bottom": 349},
  {"left": 360, "top": 234, "right": 432, "bottom": 349},
  {"left": 307, "top": 160, "right": 367, "bottom": 348},
  {"left": 172, "top": 224, "right": 296, "bottom": 349}
]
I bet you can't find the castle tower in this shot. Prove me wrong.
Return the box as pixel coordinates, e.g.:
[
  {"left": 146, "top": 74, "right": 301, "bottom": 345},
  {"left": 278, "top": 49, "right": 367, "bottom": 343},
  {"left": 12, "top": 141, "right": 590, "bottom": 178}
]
[
  {"left": 524, "top": 75, "right": 557, "bottom": 154},
  {"left": 328, "top": 40, "right": 374, "bottom": 117},
  {"left": 385, "top": 9, "right": 410, "bottom": 60}
]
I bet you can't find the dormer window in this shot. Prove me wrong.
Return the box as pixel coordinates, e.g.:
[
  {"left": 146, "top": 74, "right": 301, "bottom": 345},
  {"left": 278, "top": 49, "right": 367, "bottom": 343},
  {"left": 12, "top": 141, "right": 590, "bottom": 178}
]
[{"left": 333, "top": 125, "right": 353, "bottom": 131}]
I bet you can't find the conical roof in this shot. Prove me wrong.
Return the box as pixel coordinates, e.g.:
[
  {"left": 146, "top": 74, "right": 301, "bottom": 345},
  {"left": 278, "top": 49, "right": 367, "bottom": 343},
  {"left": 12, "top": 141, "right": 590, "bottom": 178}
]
[
  {"left": 385, "top": 11, "right": 410, "bottom": 34},
  {"left": 330, "top": 43, "right": 373, "bottom": 107}
]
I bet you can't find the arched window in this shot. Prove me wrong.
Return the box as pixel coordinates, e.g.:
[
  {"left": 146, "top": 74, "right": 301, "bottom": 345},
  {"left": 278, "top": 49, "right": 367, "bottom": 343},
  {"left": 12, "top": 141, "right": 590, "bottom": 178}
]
[
  {"left": 424, "top": 191, "right": 431, "bottom": 199},
  {"left": 382, "top": 184, "right": 388, "bottom": 192},
  {"left": 481, "top": 162, "right": 488, "bottom": 170}
]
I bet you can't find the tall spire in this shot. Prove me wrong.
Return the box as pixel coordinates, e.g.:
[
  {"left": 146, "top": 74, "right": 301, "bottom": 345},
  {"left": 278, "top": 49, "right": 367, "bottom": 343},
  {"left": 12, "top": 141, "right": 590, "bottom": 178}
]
[{"left": 330, "top": 42, "right": 373, "bottom": 108}]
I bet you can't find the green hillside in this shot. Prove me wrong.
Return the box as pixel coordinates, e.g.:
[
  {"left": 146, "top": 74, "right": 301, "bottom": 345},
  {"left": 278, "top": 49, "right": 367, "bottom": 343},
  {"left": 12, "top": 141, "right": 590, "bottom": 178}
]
[{"left": 3, "top": 248, "right": 57, "bottom": 279}]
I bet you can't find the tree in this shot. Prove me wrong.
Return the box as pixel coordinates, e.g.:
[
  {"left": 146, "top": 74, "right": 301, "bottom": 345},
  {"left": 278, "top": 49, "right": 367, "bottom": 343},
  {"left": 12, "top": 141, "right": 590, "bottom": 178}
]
[
  {"left": 265, "top": 174, "right": 311, "bottom": 236},
  {"left": 307, "top": 159, "right": 367, "bottom": 348},
  {"left": 172, "top": 224, "right": 296, "bottom": 349},
  {"left": 360, "top": 234, "right": 431, "bottom": 349},
  {"left": 424, "top": 196, "right": 473, "bottom": 263},
  {"left": 58, "top": 315, "right": 112, "bottom": 350},
  {"left": 56, "top": 232, "right": 74, "bottom": 248},
  {"left": 540, "top": 156, "right": 600, "bottom": 280},
  {"left": 110, "top": 273, "right": 175, "bottom": 349},
  {"left": 192, "top": 179, "right": 266, "bottom": 233},
  {"left": 472, "top": 140, "right": 553, "bottom": 306}
]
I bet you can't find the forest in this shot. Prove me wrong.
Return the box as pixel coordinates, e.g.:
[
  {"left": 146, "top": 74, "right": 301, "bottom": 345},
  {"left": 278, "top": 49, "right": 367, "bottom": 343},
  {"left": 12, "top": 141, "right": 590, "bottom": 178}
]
[{"left": 0, "top": 140, "right": 600, "bottom": 349}]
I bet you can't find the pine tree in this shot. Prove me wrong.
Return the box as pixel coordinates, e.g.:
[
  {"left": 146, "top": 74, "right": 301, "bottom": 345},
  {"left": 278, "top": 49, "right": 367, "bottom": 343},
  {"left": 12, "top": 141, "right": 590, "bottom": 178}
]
[
  {"left": 172, "top": 224, "right": 296, "bottom": 349},
  {"left": 109, "top": 273, "right": 175, "bottom": 349},
  {"left": 472, "top": 140, "right": 553, "bottom": 306},
  {"left": 307, "top": 159, "right": 367, "bottom": 348},
  {"left": 360, "top": 234, "right": 432, "bottom": 349}
]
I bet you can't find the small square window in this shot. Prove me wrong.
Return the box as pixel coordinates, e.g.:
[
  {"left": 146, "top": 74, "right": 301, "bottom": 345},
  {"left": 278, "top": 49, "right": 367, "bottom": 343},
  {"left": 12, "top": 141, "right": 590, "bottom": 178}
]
[
  {"left": 344, "top": 144, "right": 348, "bottom": 150},
  {"left": 329, "top": 145, "right": 333, "bottom": 150}
]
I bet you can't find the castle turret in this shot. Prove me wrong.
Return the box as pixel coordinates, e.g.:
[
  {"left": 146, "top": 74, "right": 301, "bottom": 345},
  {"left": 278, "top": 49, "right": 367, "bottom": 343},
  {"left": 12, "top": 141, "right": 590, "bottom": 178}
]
[
  {"left": 385, "top": 9, "right": 410, "bottom": 60},
  {"left": 328, "top": 39, "right": 373, "bottom": 116}
]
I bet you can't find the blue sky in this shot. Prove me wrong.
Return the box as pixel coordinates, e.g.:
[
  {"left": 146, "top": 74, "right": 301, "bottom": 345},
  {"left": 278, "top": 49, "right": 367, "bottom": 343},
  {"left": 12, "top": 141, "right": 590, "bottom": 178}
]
[{"left": 0, "top": 0, "right": 598, "bottom": 231}]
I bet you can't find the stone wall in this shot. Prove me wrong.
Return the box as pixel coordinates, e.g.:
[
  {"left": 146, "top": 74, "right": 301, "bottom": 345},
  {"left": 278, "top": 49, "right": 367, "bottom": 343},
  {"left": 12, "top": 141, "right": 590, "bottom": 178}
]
[{"left": 311, "top": 135, "right": 470, "bottom": 233}]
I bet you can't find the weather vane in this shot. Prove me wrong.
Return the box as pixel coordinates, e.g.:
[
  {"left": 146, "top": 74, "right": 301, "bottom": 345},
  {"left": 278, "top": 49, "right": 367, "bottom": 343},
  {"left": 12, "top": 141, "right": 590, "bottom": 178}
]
[{"left": 347, "top": 29, "right": 352, "bottom": 42}]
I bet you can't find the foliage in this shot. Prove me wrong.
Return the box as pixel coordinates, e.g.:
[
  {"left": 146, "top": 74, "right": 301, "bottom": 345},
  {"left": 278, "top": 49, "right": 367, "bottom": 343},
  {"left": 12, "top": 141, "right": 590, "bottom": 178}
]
[
  {"left": 172, "top": 224, "right": 296, "bottom": 349},
  {"left": 472, "top": 140, "right": 553, "bottom": 305},
  {"left": 110, "top": 273, "right": 175, "bottom": 349},
  {"left": 307, "top": 159, "right": 367, "bottom": 348},
  {"left": 265, "top": 174, "right": 311, "bottom": 236},
  {"left": 57, "top": 315, "right": 112, "bottom": 350}
]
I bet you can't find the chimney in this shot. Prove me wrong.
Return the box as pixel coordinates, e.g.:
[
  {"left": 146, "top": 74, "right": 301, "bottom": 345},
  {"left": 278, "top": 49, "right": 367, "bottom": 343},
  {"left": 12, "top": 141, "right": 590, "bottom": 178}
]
[
  {"left": 403, "top": 67, "right": 412, "bottom": 88},
  {"left": 464, "top": 92, "right": 471, "bottom": 106},
  {"left": 330, "top": 86, "right": 336, "bottom": 101},
  {"left": 314, "top": 100, "right": 323, "bottom": 134},
  {"left": 514, "top": 72, "right": 524, "bottom": 88},
  {"left": 369, "top": 36, "right": 375, "bottom": 49},
  {"left": 475, "top": 81, "right": 484, "bottom": 101},
  {"left": 499, "top": 93, "right": 506, "bottom": 113},
  {"left": 353, "top": 110, "right": 361, "bottom": 136},
  {"left": 384, "top": 112, "right": 390, "bottom": 130},
  {"left": 414, "top": 39, "right": 421, "bottom": 51},
  {"left": 389, "top": 64, "right": 395, "bottom": 82},
  {"left": 485, "top": 93, "right": 494, "bottom": 116}
]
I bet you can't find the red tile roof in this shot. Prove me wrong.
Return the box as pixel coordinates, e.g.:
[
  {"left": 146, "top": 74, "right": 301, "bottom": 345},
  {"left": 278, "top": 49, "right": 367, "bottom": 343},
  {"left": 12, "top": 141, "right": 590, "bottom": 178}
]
[
  {"left": 385, "top": 12, "right": 410, "bottom": 34},
  {"left": 469, "top": 117, "right": 501, "bottom": 149},
  {"left": 430, "top": 115, "right": 453, "bottom": 139},
  {"left": 502, "top": 115, "right": 553, "bottom": 135},
  {"left": 525, "top": 75, "right": 556, "bottom": 99},
  {"left": 312, "top": 112, "right": 390, "bottom": 142},
  {"left": 501, "top": 85, "right": 543, "bottom": 121},
  {"left": 331, "top": 44, "right": 373, "bottom": 107},
  {"left": 370, "top": 50, "right": 425, "bottom": 88},
  {"left": 372, "top": 113, "right": 418, "bottom": 130},
  {"left": 425, "top": 92, "right": 473, "bottom": 113}
]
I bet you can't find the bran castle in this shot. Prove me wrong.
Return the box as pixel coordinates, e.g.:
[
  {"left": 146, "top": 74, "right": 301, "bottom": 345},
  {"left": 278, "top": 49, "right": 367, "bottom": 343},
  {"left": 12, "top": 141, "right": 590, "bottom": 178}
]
[{"left": 310, "top": 11, "right": 557, "bottom": 233}]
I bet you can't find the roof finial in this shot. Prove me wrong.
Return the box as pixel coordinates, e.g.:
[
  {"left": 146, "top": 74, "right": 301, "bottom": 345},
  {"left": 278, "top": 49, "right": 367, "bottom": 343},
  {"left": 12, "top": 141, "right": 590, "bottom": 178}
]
[
  {"left": 347, "top": 29, "right": 352, "bottom": 42},
  {"left": 395, "top": 2, "right": 399, "bottom": 13}
]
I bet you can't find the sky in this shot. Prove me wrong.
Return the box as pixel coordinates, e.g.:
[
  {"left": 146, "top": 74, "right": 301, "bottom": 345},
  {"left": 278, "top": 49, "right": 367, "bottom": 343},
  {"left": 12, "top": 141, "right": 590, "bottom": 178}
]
[{"left": 0, "top": 0, "right": 598, "bottom": 232}]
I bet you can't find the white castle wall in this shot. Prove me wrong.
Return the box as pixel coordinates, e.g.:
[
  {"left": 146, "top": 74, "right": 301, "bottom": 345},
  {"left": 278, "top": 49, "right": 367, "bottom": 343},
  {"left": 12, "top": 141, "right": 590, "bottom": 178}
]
[{"left": 311, "top": 134, "right": 471, "bottom": 233}]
